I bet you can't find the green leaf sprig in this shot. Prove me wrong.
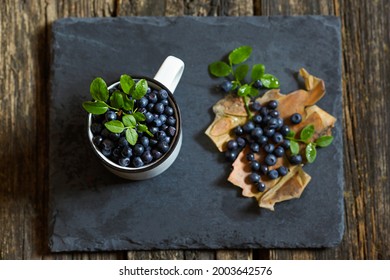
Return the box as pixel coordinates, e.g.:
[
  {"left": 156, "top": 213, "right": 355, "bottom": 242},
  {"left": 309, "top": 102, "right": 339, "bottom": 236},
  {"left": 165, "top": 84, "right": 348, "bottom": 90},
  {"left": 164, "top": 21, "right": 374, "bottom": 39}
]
[
  {"left": 82, "top": 75, "right": 152, "bottom": 146},
  {"left": 209, "top": 46, "right": 281, "bottom": 118},
  {"left": 286, "top": 124, "right": 334, "bottom": 163}
]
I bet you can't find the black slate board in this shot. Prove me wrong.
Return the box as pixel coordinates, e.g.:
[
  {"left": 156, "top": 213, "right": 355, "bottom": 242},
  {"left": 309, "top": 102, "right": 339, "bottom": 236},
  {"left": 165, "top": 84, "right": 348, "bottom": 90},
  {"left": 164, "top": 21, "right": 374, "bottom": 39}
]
[{"left": 49, "top": 16, "right": 344, "bottom": 252}]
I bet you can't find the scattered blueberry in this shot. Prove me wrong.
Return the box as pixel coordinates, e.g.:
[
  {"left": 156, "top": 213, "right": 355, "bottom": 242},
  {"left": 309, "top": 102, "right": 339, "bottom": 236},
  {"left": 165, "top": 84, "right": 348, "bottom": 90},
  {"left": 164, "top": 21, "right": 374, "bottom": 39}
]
[
  {"left": 105, "top": 110, "right": 117, "bottom": 121},
  {"left": 252, "top": 114, "right": 262, "bottom": 124},
  {"left": 243, "top": 121, "right": 255, "bottom": 133},
  {"left": 257, "top": 135, "right": 268, "bottom": 145},
  {"left": 277, "top": 166, "right": 289, "bottom": 176},
  {"left": 234, "top": 125, "right": 244, "bottom": 136},
  {"left": 264, "top": 154, "right": 277, "bottom": 166},
  {"left": 267, "top": 169, "right": 279, "bottom": 180},
  {"left": 272, "top": 132, "right": 284, "bottom": 144},
  {"left": 267, "top": 100, "right": 278, "bottom": 109},
  {"left": 280, "top": 125, "right": 291, "bottom": 136},
  {"left": 290, "top": 113, "right": 302, "bottom": 124},
  {"left": 264, "top": 127, "right": 275, "bottom": 137},
  {"left": 281, "top": 139, "right": 291, "bottom": 149},
  {"left": 251, "top": 127, "right": 263, "bottom": 140},
  {"left": 269, "top": 110, "right": 280, "bottom": 118},
  {"left": 249, "top": 173, "right": 261, "bottom": 183},
  {"left": 251, "top": 101, "right": 262, "bottom": 111},
  {"left": 256, "top": 182, "right": 266, "bottom": 192},
  {"left": 264, "top": 143, "right": 275, "bottom": 153},
  {"left": 289, "top": 154, "right": 303, "bottom": 165},
  {"left": 220, "top": 80, "right": 233, "bottom": 92},
  {"left": 227, "top": 140, "right": 238, "bottom": 150},
  {"left": 253, "top": 79, "right": 263, "bottom": 89},
  {"left": 251, "top": 160, "right": 261, "bottom": 171},
  {"left": 246, "top": 153, "right": 255, "bottom": 162},
  {"left": 250, "top": 142, "right": 260, "bottom": 153},
  {"left": 236, "top": 137, "right": 246, "bottom": 148},
  {"left": 225, "top": 149, "right": 238, "bottom": 162},
  {"left": 274, "top": 146, "right": 285, "bottom": 157},
  {"left": 259, "top": 164, "right": 269, "bottom": 175}
]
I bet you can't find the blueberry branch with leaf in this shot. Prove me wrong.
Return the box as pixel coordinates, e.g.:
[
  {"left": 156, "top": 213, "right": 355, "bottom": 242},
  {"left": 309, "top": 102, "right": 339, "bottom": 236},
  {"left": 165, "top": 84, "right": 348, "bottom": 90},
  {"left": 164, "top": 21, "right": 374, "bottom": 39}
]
[
  {"left": 209, "top": 46, "right": 280, "bottom": 118},
  {"left": 82, "top": 75, "right": 153, "bottom": 146}
]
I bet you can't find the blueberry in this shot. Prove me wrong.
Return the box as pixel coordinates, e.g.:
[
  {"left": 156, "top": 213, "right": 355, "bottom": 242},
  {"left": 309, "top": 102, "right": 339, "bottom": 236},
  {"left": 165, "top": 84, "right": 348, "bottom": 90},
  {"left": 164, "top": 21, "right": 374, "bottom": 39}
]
[
  {"left": 267, "top": 169, "right": 279, "bottom": 180},
  {"left": 251, "top": 127, "right": 263, "bottom": 140},
  {"left": 281, "top": 139, "right": 291, "bottom": 149},
  {"left": 264, "top": 143, "right": 275, "bottom": 154},
  {"left": 269, "top": 110, "right": 280, "bottom": 118},
  {"left": 164, "top": 106, "right": 174, "bottom": 116},
  {"left": 121, "top": 146, "right": 133, "bottom": 158},
  {"left": 118, "top": 137, "right": 129, "bottom": 148},
  {"left": 262, "top": 115, "right": 272, "bottom": 126},
  {"left": 91, "top": 122, "right": 102, "bottom": 134},
  {"left": 166, "top": 116, "right": 176, "bottom": 126},
  {"left": 225, "top": 149, "right": 238, "bottom": 162},
  {"left": 118, "top": 157, "right": 131, "bottom": 167},
  {"left": 139, "top": 136, "right": 149, "bottom": 148},
  {"left": 146, "top": 87, "right": 152, "bottom": 94},
  {"left": 162, "top": 136, "right": 171, "bottom": 144},
  {"left": 234, "top": 125, "right": 244, "bottom": 136},
  {"left": 274, "top": 146, "right": 285, "bottom": 157},
  {"left": 249, "top": 172, "right": 261, "bottom": 183},
  {"left": 236, "top": 137, "right": 246, "bottom": 148},
  {"left": 133, "top": 144, "right": 145, "bottom": 156},
  {"left": 227, "top": 140, "right": 238, "bottom": 150},
  {"left": 264, "top": 154, "right": 277, "bottom": 166},
  {"left": 150, "top": 139, "right": 158, "bottom": 147},
  {"left": 253, "top": 114, "right": 262, "bottom": 124},
  {"left": 101, "top": 139, "right": 115, "bottom": 150},
  {"left": 290, "top": 113, "right": 302, "bottom": 124},
  {"left": 161, "top": 99, "right": 169, "bottom": 106},
  {"left": 92, "top": 135, "right": 103, "bottom": 146},
  {"left": 147, "top": 92, "right": 158, "bottom": 103},
  {"left": 166, "top": 126, "right": 176, "bottom": 137},
  {"left": 251, "top": 101, "right": 262, "bottom": 111},
  {"left": 132, "top": 157, "right": 144, "bottom": 168},
  {"left": 141, "top": 150, "right": 153, "bottom": 164},
  {"left": 277, "top": 166, "right": 289, "bottom": 176},
  {"left": 264, "top": 127, "right": 275, "bottom": 137},
  {"left": 267, "top": 118, "right": 278, "bottom": 129},
  {"left": 101, "top": 128, "right": 110, "bottom": 138},
  {"left": 158, "top": 89, "right": 169, "bottom": 100},
  {"left": 257, "top": 135, "right": 268, "bottom": 145},
  {"left": 161, "top": 124, "right": 168, "bottom": 131},
  {"left": 272, "top": 132, "right": 284, "bottom": 144},
  {"left": 147, "top": 103, "right": 155, "bottom": 112},
  {"left": 253, "top": 79, "right": 263, "bottom": 89},
  {"left": 246, "top": 153, "right": 255, "bottom": 162},
  {"left": 276, "top": 117, "right": 284, "bottom": 128},
  {"left": 159, "top": 114, "right": 167, "bottom": 124},
  {"left": 149, "top": 126, "right": 159, "bottom": 135},
  {"left": 250, "top": 142, "right": 260, "bottom": 153},
  {"left": 259, "top": 164, "right": 269, "bottom": 175},
  {"left": 251, "top": 160, "right": 261, "bottom": 171},
  {"left": 101, "top": 148, "right": 112, "bottom": 157},
  {"left": 268, "top": 100, "right": 278, "bottom": 109},
  {"left": 243, "top": 121, "right": 255, "bottom": 133},
  {"left": 156, "top": 131, "right": 167, "bottom": 141},
  {"left": 144, "top": 112, "right": 154, "bottom": 123},
  {"left": 289, "top": 154, "right": 303, "bottom": 165},
  {"left": 259, "top": 107, "right": 269, "bottom": 116},
  {"left": 154, "top": 103, "right": 165, "bottom": 114},
  {"left": 220, "top": 80, "right": 233, "bottom": 92},
  {"left": 280, "top": 125, "right": 291, "bottom": 136},
  {"left": 112, "top": 147, "right": 121, "bottom": 158},
  {"left": 157, "top": 141, "right": 170, "bottom": 153},
  {"left": 109, "top": 132, "right": 121, "bottom": 141},
  {"left": 256, "top": 181, "right": 266, "bottom": 192},
  {"left": 151, "top": 149, "right": 163, "bottom": 160},
  {"left": 137, "top": 97, "right": 148, "bottom": 108},
  {"left": 105, "top": 110, "right": 117, "bottom": 121},
  {"left": 153, "top": 118, "right": 163, "bottom": 127}
]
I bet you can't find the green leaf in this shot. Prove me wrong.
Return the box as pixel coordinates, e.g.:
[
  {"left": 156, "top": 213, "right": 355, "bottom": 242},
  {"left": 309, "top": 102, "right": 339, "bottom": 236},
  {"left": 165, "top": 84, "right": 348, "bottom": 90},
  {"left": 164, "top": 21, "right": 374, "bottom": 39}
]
[
  {"left": 290, "top": 140, "right": 300, "bottom": 155},
  {"left": 133, "top": 112, "right": 146, "bottom": 122},
  {"left": 228, "top": 46, "right": 252, "bottom": 65},
  {"left": 122, "top": 115, "right": 136, "bottom": 128},
  {"left": 120, "top": 74, "right": 135, "bottom": 95},
  {"left": 260, "top": 74, "right": 280, "bottom": 89},
  {"left": 300, "top": 124, "right": 315, "bottom": 142},
  {"left": 137, "top": 124, "right": 154, "bottom": 137},
  {"left": 123, "top": 95, "right": 134, "bottom": 111},
  {"left": 90, "top": 77, "right": 109, "bottom": 101},
  {"left": 231, "top": 81, "right": 240, "bottom": 90},
  {"left": 82, "top": 101, "right": 108, "bottom": 115},
  {"left": 315, "top": 135, "right": 334, "bottom": 147},
  {"left": 209, "top": 61, "right": 231, "bottom": 77},
  {"left": 133, "top": 79, "right": 148, "bottom": 100},
  {"left": 251, "top": 64, "right": 265, "bottom": 81},
  {"left": 237, "top": 84, "right": 258, "bottom": 97},
  {"left": 109, "top": 91, "right": 124, "bottom": 109},
  {"left": 104, "top": 120, "right": 124, "bottom": 134},
  {"left": 125, "top": 128, "right": 138, "bottom": 146},
  {"left": 234, "top": 64, "right": 249, "bottom": 82},
  {"left": 287, "top": 130, "right": 296, "bottom": 138},
  {"left": 305, "top": 143, "right": 317, "bottom": 163}
]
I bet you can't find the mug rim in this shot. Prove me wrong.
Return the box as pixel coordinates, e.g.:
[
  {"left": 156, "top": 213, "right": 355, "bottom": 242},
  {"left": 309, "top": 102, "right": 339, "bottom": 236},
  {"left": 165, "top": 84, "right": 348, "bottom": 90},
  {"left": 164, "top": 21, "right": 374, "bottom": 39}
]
[{"left": 87, "top": 75, "right": 182, "bottom": 174}]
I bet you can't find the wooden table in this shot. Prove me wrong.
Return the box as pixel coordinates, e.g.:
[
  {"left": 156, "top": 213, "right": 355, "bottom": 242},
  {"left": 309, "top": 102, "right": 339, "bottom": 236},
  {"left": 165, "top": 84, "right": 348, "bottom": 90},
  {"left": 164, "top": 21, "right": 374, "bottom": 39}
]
[{"left": 1, "top": 0, "right": 389, "bottom": 260}]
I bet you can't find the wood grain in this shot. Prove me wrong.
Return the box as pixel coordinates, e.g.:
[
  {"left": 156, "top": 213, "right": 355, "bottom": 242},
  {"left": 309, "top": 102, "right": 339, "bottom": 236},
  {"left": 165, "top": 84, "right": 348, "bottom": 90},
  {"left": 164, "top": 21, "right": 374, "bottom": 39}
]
[{"left": 0, "top": 0, "right": 389, "bottom": 260}]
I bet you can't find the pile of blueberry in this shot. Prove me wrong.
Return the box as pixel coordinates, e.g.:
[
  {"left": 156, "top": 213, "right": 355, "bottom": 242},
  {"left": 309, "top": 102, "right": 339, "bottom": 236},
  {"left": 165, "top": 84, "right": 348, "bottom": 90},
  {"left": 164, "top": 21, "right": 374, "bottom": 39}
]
[
  {"left": 90, "top": 87, "right": 177, "bottom": 168},
  {"left": 224, "top": 99, "right": 303, "bottom": 192}
]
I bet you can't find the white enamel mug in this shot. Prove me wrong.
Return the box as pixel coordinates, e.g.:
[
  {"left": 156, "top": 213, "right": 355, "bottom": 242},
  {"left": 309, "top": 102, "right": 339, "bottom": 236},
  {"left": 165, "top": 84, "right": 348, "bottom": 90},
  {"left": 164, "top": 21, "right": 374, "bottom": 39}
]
[{"left": 87, "top": 56, "right": 184, "bottom": 180}]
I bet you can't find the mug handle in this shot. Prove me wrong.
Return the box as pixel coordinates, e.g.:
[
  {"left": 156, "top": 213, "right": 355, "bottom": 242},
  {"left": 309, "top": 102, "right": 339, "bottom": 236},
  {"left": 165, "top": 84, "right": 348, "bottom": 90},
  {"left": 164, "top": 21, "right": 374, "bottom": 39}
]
[{"left": 153, "top": 56, "right": 185, "bottom": 94}]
